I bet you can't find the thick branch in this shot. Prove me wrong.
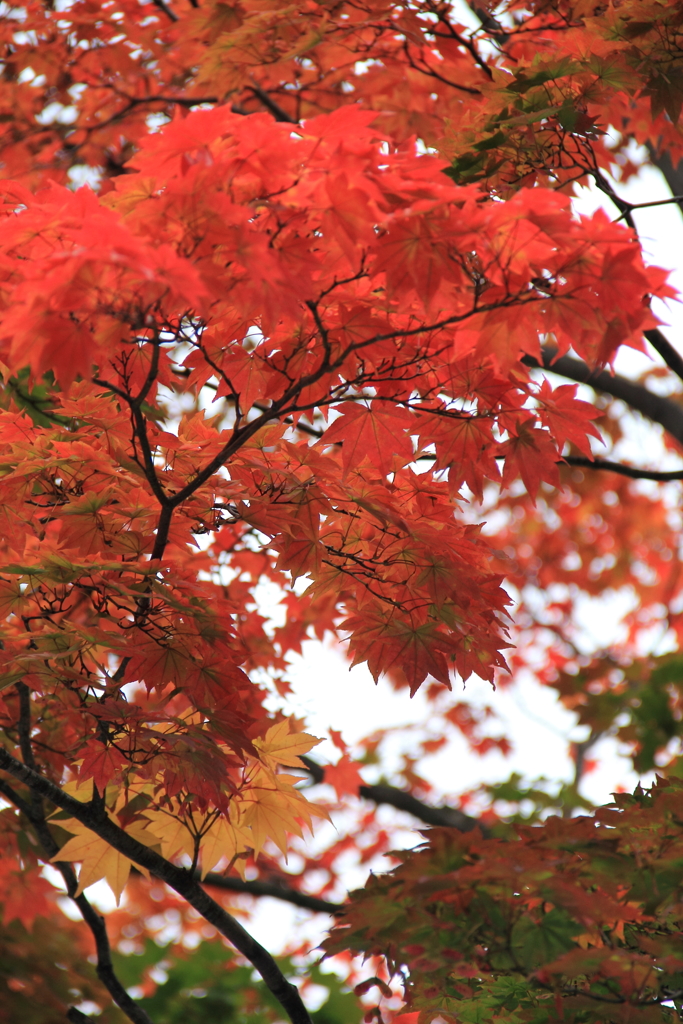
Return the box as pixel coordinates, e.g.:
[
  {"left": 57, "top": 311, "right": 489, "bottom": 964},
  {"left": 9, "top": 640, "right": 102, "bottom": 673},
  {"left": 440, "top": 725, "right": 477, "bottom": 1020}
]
[
  {"left": 300, "top": 757, "right": 483, "bottom": 833},
  {"left": 0, "top": 752, "right": 312, "bottom": 1024},
  {"left": 522, "top": 348, "right": 683, "bottom": 446},
  {"left": 468, "top": 1, "right": 509, "bottom": 44},
  {"left": 68, "top": 1009, "right": 95, "bottom": 1024}
]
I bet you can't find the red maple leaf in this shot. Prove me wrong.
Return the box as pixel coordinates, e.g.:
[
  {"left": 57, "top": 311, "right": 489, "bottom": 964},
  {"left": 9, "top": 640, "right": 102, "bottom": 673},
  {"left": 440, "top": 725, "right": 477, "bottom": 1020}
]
[
  {"left": 325, "top": 756, "right": 366, "bottom": 799},
  {"left": 322, "top": 403, "right": 414, "bottom": 477}
]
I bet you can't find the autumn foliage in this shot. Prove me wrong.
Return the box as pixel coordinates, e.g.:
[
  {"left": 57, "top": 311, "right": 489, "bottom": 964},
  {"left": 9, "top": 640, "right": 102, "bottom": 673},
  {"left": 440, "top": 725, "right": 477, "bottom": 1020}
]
[{"left": 1, "top": 1, "right": 683, "bottom": 1022}]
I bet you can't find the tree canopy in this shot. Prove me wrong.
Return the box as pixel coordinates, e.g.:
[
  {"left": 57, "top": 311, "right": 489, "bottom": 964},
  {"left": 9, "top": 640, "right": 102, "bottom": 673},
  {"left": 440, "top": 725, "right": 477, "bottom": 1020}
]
[{"left": 1, "top": 1, "right": 683, "bottom": 1022}]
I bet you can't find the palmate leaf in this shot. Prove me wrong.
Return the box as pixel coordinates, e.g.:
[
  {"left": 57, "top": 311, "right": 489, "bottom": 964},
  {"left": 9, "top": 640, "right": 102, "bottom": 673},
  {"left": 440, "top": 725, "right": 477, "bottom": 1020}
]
[
  {"left": 344, "top": 610, "right": 454, "bottom": 692},
  {"left": 52, "top": 817, "right": 159, "bottom": 904},
  {"left": 322, "top": 402, "right": 414, "bottom": 477},
  {"left": 240, "top": 780, "right": 326, "bottom": 859},
  {"left": 324, "top": 755, "right": 365, "bottom": 799},
  {"left": 140, "top": 808, "right": 199, "bottom": 863},
  {"left": 253, "top": 720, "right": 322, "bottom": 771},
  {"left": 142, "top": 807, "right": 253, "bottom": 878},
  {"left": 510, "top": 909, "right": 582, "bottom": 971}
]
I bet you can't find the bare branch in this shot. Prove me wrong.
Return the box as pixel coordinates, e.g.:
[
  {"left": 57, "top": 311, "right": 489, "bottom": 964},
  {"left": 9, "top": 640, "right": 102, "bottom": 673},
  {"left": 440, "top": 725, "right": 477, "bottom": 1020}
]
[
  {"left": 614, "top": 194, "right": 683, "bottom": 220},
  {"left": 16, "top": 683, "right": 36, "bottom": 771},
  {"left": 201, "top": 871, "right": 342, "bottom": 915},
  {"left": 300, "top": 757, "right": 484, "bottom": 833},
  {"left": 646, "top": 144, "right": 683, "bottom": 217},
  {"left": 67, "top": 1009, "right": 95, "bottom": 1023},
  {"left": 151, "top": 0, "right": 178, "bottom": 21},
  {"left": 644, "top": 328, "right": 683, "bottom": 385},
  {"left": 562, "top": 455, "right": 683, "bottom": 481},
  {"left": 247, "top": 84, "right": 298, "bottom": 124},
  {"left": 467, "top": 1, "right": 509, "bottom": 44}
]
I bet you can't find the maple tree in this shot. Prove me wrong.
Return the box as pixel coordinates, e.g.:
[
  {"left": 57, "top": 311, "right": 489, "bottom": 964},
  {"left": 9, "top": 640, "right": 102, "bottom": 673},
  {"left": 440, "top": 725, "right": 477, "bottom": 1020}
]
[{"left": 2, "top": 0, "right": 683, "bottom": 1021}]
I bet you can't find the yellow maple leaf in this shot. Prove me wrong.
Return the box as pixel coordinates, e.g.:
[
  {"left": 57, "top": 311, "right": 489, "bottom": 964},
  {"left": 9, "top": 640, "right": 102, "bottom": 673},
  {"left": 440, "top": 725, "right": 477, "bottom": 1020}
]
[
  {"left": 235, "top": 762, "right": 328, "bottom": 859},
  {"left": 238, "top": 780, "right": 325, "bottom": 859},
  {"left": 240, "top": 788, "right": 302, "bottom": 858},
  {"left": 52, "top": 816, "right": 159, "bottom": 904},
  {"left": 142, "top": 807, "right": 199, "bottom": 862},
  {"left": 253, "top": 720, "right": 321, "bottom": 772},
  {"left": 143, "top": 804, "right": 252, "bottom": 879},
  {"left": 198, "top": 817, "right": 251, "bottom": 879},
  {"left": 61, "top": 777, "right": 94, "bottom": 802}
]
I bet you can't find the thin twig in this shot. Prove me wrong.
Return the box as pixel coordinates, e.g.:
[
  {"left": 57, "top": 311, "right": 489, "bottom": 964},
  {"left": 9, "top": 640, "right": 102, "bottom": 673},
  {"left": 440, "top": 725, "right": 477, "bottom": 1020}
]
[
  {"left": 614, "top": 194, "right": 683, "bottom": 222},
  {"left": 151, "top": 0, "right": 178, "bottom": 21},
  {"left": 562, "top": 455, "right": 683, "bottom": 481},
  {"left": 201, "top": 871, "right": 342, "bottom": 914}
]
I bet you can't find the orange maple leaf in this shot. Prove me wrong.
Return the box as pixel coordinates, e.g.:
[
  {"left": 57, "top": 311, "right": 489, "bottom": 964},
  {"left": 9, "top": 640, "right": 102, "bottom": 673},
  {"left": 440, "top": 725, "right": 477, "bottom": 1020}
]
[{"left": 325, "top": 756, "right": 366, "bottom": 799}]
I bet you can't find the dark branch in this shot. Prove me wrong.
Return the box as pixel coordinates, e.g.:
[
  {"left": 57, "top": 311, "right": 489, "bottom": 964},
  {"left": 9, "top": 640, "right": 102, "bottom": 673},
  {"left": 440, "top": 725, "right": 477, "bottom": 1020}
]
[
  {"left": 151, "top": 0, "right": 178, "bottom": 21},
  {"left": 67, "top": 1009, "right": 95, "bottom": 1024},
  {"left": 201, "top": 871, "right": 342, "bottom": 915},
  {"left": 468, "top": 2, "right": 509, "bottom": 44},
  {"left": 614, "top": 195, "right": 683, "bottom": 218},
  {"left": 300, "top": 757, "right": 484, "bottom": 833},
  {"left": 644, "top": 328, "right": 683, "bottom": 385},
  {"left": 591, "top": 167, "right": 636, "bottom": 229},
  {"left": 0, "top": 751, "right": 313, "bottom": 1024},
  {"left": 562, "top": 455, "right": 683, "bottom": 481},
  {"left": 522, "top": 348, "right": 683, "bottom": 446},
  {"left": 247, "top": 84, "right": 298, "bottom": 124},
  {"left": 646, "top": 144, "right": 683, "bottom": 216}
]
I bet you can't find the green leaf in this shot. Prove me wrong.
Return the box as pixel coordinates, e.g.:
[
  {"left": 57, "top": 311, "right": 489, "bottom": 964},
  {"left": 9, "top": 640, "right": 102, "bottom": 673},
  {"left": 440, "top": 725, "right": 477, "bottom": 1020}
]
[
  {"left": 510, "top": 910, "right": 581, "bottom": 971},
  {"left": 506, "top": 58, "right": 577, "bottom": 94}
]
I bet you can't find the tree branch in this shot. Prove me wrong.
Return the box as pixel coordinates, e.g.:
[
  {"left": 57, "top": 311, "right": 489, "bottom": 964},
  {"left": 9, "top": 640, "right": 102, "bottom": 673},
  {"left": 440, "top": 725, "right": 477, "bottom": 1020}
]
[
  {"left": 300, "top": 757, "right": 484, "bottom": 833},
  {"left": 201, "top": 871, "right": 342, "bottom": 915},
  {"left": 247, "top": 84, "right": 298, "bottom": 124},
  {"left": 646, "top": 144, "right": 683, "bottom": 216},
  {"left": 562, "top": 455, "right": 683, "bottom": 481},
  {"left": 614, "top": 195, "right": 683, "bottom": 219},
  {"left": 644, "top": 328, "right": 683, "bottom": 384},
  {"left": 67, "top": 1009, "right": 95, "bottom": 1024},
  {"left": 0, "top": 752, "right": 313, "bottom": 1024},
  {"left": 151, "top": 0, "right": 178, "bottom": 22},
  {"left": 468, "top": 1, "right": 509, "bottom": 44},
  {"left": 522, "top": 348, "right": 683, "bottom": 446}
]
